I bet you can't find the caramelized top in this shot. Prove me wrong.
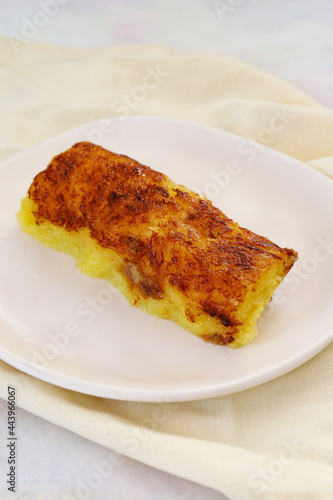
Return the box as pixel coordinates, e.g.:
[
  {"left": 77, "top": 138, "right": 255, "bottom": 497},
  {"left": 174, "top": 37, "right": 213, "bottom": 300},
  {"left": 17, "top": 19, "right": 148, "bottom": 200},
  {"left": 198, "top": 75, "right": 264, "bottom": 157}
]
[{"left": 29, "top": 142, "right": 297, "bottom": 343}]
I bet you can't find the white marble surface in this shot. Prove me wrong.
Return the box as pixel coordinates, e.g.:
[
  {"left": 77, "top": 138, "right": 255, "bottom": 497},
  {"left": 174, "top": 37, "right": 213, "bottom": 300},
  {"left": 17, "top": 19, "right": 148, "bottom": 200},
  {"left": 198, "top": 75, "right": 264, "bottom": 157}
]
[{"left": 0, "top": 1, "right": 332, "bottom": 499}]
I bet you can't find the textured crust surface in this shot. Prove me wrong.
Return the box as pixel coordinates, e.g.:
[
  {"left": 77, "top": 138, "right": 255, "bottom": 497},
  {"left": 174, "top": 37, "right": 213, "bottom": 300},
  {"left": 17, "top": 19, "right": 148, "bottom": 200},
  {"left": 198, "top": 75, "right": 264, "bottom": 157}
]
[{"left": 21, "top": 141, "right": 298, "bottom": 347}]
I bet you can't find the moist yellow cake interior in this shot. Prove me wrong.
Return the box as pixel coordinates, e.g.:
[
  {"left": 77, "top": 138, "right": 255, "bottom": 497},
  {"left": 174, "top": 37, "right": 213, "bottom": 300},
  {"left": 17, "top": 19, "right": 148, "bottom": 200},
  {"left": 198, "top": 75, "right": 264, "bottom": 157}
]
[{"left": 17, "top": 195, "right": 291, "bottom": 348}]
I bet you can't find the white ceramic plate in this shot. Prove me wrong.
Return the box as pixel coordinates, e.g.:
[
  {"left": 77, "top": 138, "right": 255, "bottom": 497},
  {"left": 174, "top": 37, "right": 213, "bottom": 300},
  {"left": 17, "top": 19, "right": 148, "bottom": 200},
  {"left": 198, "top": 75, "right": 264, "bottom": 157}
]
[{"left": 0, "top": 116, "right": 333, "bottom": 402}]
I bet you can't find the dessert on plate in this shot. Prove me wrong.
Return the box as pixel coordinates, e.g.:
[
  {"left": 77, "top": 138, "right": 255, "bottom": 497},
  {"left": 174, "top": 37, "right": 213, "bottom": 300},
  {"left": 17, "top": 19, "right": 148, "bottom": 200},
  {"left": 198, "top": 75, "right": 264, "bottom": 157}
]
[{"left": 17, "top": 141, "right": 298, "bottom": 348}]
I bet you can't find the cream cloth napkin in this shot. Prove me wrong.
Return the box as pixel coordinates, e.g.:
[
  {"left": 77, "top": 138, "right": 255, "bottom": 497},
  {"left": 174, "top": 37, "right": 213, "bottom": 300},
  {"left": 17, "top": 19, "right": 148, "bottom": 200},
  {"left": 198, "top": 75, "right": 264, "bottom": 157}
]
[{"left": 0, "top": 39, "right": 333, "bottom": 499}]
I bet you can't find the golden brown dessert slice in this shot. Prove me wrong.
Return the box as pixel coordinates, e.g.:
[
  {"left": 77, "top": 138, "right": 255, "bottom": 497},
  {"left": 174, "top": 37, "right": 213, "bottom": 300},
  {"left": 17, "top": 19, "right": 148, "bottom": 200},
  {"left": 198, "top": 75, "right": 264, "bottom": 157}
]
[{"left": 17, "top": 142, "right": 297, "bottom": 347}]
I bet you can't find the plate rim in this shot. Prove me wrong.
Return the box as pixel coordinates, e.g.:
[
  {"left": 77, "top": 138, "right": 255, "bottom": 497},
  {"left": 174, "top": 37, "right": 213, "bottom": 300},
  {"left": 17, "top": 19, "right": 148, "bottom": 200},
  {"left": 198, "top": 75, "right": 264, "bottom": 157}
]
[{"left": 0, "top": 115, "right": 332, "bottom": 402}]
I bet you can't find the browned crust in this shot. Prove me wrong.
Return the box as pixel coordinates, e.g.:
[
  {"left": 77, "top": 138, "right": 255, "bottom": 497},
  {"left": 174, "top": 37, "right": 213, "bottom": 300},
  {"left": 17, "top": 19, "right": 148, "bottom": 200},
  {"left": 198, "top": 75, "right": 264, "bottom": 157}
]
[{"left": 28, "top": 142, "right": 298, "bottom": 345}]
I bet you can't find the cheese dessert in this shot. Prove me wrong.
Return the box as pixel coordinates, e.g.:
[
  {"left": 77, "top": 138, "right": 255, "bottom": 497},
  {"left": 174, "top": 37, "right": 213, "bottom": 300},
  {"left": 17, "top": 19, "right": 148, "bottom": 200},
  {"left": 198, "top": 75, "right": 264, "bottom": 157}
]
[{"left": 17, "top": 141, "right": 298, "bottom": 348}]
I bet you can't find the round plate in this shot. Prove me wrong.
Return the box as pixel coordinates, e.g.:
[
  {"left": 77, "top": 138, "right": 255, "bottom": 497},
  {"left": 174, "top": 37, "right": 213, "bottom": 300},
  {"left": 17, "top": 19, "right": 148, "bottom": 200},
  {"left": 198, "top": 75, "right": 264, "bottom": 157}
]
[{"left": 0, "top": 116, "right": 332, "bottom": 402}]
